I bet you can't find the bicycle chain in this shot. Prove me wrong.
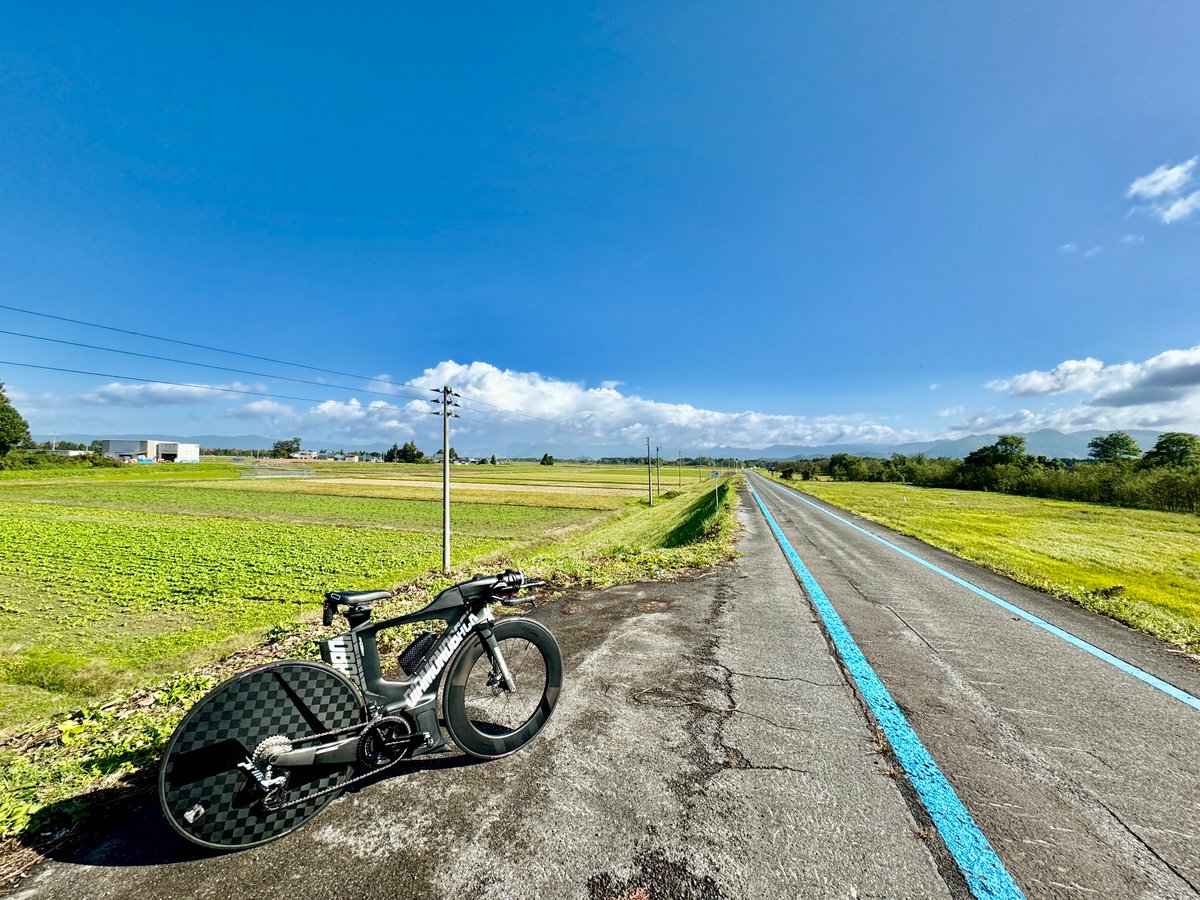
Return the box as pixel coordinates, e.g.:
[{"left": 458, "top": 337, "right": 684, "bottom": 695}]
[{"left": 260, "top": 721, "right": 413, "bottom": 812}]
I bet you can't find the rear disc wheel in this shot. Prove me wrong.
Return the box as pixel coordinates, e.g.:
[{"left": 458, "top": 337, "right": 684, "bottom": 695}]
[{"left": 158, "top": 660, "right": 366, "bottom": 850}]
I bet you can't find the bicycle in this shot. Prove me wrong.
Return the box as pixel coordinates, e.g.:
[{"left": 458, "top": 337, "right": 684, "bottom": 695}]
[{"left": 158, "top": 569, "right": 562, "bottom": 850}]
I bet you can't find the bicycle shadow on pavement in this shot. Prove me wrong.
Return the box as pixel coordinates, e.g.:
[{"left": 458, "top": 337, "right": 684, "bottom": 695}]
[{"left": 31, "top": 751, "right": 483, "bottom": 872}]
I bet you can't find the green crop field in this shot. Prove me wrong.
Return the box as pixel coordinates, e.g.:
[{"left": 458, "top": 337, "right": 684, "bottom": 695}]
[
  {"left": 0, "top": 462, "right": 731, "bottom": 732},
  {"left": 0, "top": 462, "right": 740, "bottom": 861},
  {"left": 773, "top": 478, "right": 1200, "bottom": 652}
]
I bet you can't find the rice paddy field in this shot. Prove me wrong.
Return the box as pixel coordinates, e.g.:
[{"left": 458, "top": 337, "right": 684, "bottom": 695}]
[
  {"left": 776, "top": 478, "right": 1200, "bottom": 653},
  {"left": 0, "top": 460, "right": 727, "bottom": 732}
]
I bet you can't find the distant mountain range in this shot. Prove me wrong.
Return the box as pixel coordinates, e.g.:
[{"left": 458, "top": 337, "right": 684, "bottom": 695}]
[{"left": 33, "top": 428, "right": 1167, "bottom": 461}]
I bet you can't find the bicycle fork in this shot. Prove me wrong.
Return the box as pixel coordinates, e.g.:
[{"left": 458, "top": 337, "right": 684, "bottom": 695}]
[{"left": 478, "top": 623, "right": 518, "bottom": 693}]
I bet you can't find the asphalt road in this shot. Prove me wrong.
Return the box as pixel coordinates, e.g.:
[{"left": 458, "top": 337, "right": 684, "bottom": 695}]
[
  {"left": 748, "top": 472, "right": 1200, "bottom": 899},
  {"left": 12, "top": 495, "right": 958, "bottom": 900}
]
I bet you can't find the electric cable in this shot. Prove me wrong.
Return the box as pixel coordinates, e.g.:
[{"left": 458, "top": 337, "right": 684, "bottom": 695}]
[{"left": 0, "top": 328, "right": 435, "bottom": 404}]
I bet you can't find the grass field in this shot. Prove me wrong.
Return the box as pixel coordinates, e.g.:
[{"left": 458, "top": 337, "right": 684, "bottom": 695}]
[
  {"left": 0, "top": 461, "right": 740, "bottom": 865},
  {"left": 772, "top": 478, "right": 1200, "bottom": 652},
  {"left": 0, "top": 461, "right": 731, "bottom": 732}
]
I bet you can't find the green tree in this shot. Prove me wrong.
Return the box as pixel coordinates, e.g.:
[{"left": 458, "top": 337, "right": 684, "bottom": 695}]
[
  {"left": 490, "top": 454, "right": 497, "bottom": 465},
  {"left": 1142, "top": 432, "right": 1200, "bottom": 468},
  {"left": 398, "top": 440, "right": 424, "bottom": 463},
  {"left": 384, "top": 442, "right": 401, "bottom": 462},
  {"left": 449, "top": 447, "right": 459, "bottom": 461},
  {"left": 539, "top": 453, "right": 554, "bottom": 466},
  {"left": 1087, "top": 431, "right": 1142, "bottom": 464},
  {"left": 994, "top": 434, "right": 1027, "bottom": 458},
  {"left": 271, "top": 436, "right": 302, "bottom": 459},
  {"left": 0, "top": 381, "right": 31, "bottom": 455}
]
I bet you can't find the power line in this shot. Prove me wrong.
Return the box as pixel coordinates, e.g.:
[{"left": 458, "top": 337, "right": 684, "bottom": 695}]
[
  {"left": 454, "top": 401, "right": 570, "bottom": 433},
  {"left": 0, "top": 359, "right": 393, "bottom": 408},
  {"left": 451, "top": 398, "right": 568, "bottom": 434},
  {"left": 0, "top": 327, "right": 433, "bottom": 404},
  {"left": 0, "top": 357, "right": 576, "bottom": 441},
  {"left": 0, "top": 302, "right": 413, "bottom": 388},
  {"left": 455, "top": 408, "right": 573, "bottom": 440},
  {"left": 0, "top": 302, "right": 580, "bottom": 433}
]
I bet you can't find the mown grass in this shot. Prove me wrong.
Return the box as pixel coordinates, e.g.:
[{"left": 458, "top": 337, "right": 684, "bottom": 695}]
[
  {"left": 771, "top": 478, "right": 1200, "bottom": 652},
  {"left": 525, "top": 478, "right": 740, "bottom": 588},
  {"left": 0, "top": 467, "right": 741, "bottom": 874}
]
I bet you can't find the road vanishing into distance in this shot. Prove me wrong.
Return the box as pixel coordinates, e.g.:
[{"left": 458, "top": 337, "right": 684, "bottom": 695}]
[
  {"left": 748, "top": 472, "right": 1200, "bottom": 899},
  {"left": 12, "top": 480, "right": 1200, "bottom": 899}
]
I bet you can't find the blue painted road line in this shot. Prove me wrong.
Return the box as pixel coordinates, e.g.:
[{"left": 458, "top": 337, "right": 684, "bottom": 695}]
[
  {"left": 756, "top": 476, "right": 1200, "bottom": 714},
  {"left": 749, "top": 483, "right": 1025, "bottom": 900}
]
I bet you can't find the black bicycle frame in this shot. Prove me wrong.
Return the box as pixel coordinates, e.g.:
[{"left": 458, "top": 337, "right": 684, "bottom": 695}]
[{"left": 318, "top": 574, "right": 511, "bottom": 754}]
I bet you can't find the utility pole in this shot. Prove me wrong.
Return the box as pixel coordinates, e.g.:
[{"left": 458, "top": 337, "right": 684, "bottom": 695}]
[
  {"left": 432, "top": 385, "right": 459, "bottom": 573},
  {"left": 677, "top": 450, "right": 681, "bottom": 488},
  {"left": 656, "top": 445, "right": 661, "bottom": 496},
  {"left": 646, "top": 437, "right": 653, "bottom": 507}
]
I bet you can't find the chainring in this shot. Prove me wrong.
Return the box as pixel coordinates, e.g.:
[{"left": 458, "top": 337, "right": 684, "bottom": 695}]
[{"left": 356, "top": 716, "right": 414, "bottom": 769}]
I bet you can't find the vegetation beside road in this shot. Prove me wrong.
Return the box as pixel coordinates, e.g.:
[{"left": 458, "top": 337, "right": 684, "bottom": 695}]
[
  {"left": 0, "top": 462, "right": 741, "bottom": 882},
  {"left": 764, "top": 476, "right": 1200, "bottom": 653},
  {"left": 772, "top": 431, "right": 1200, "bottom": 515}
]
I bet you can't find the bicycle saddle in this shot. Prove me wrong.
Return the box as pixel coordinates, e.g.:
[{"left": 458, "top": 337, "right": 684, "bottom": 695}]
[{"left": 323, "top": 589, "right": 392, "bottom": 626}]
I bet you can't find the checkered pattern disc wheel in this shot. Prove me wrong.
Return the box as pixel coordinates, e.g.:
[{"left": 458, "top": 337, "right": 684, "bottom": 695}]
[{"left": 158, "top": 660, "right": 366, "bottom": 850}]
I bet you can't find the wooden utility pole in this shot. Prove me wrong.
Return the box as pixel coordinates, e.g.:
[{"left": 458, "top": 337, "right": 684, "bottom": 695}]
[{"left": 646, "top": 437, "right": 653, "bottom": 507}]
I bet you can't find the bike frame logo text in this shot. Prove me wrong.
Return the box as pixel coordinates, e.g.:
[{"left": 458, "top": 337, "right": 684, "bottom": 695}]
[{"left": 403, "top": 612, "right": 480, "bottom": 707}]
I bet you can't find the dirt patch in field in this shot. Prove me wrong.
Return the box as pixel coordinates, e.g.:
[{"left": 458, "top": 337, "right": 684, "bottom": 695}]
[{"left": 312, "top": 478, "right": 643, "bottom": 496}]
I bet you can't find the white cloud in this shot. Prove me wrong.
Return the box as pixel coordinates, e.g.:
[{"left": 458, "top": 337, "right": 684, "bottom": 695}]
[
  {"left": 1158, "top": 190, "right": 1200, "bottom": 224},
  {"left": 989, "top": 347, "right": 1200, "bottom": 403},
  {"left": 987, "top": 358, "right": 1110, "bottom": 396},
  {"left": 1127, "top": 157, "right": 1197, "bottom": 199},
  {"left": 937, "top": 406, "right": 964, "bottom": 418},
  {"left": 86, "top": 381, "right": 265, "bottom": 407},
  {"left": 221, "top": 359, "right": 924, "bottom": 450},
  {"left": 978, "top": 345, "right": 1200, "bottom": 434},
  {"left": 928, "top": 383, "right": 940, "bottom": 391},
  {"left": 1120, "top": 234, "right": 1144, "bottom": 244},
  {"left": 1127, "top": 157, "right": 1200, "bottom": 224},
  {"left": 1083, "top": 245, "right": 1101, "bottom": 258},
  {"left": 1058, "top": 242, "right": 1079, "bottom": 253}
]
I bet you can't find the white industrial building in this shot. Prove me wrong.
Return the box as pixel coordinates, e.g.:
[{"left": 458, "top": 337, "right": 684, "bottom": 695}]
[{"left": 100, "top": 439, "right": 201, "bottom": 463}]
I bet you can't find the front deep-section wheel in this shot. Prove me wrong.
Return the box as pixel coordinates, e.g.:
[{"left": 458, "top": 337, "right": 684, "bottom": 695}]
[
  {"left": 159, "top": 660, "right": 366, "bottom": 850},
  {"left": 443, "top": 618, "right": 562, "bottom": 759}
]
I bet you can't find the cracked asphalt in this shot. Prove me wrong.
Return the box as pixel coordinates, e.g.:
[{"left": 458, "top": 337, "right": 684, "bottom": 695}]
[{"left": 11, "top": 492, "right": 955, "bottom": 900}]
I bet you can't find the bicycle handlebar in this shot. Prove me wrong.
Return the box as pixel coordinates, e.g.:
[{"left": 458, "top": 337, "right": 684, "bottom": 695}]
[
  {"left": 322, "top": 570, "right": 544, "bottom": 624},
  {"left": 491, "top": 568, "right": 544, "bottom": 599}
]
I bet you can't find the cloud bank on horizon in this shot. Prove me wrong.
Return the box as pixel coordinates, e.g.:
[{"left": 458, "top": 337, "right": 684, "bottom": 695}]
[{"left": 14, "top": 344, "right": 1200, "bottom": 451}]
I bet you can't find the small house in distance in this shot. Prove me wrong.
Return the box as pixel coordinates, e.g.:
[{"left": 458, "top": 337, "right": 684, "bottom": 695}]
[{"left": 100, "top": 439, "right": 200, "bottom": 463}]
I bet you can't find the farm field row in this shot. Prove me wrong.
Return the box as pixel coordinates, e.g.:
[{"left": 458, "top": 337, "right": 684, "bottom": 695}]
[
  {"left": 240, "top": 459, "right": 718, "bottom": 487},
  {"left": 0, "top": 482, "right": 607, "bottom": 532},
  {"left": 0, "top": 500, "right": 512, "bottom": 728},
  {"left": 775, "top": 478, "right": 1200, "bottom": 652},
  {"left": 0, "top": 463, "right": 729, "bottom": 732}
]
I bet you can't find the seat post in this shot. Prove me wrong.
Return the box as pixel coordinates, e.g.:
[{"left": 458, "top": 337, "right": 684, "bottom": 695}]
[{"left": 345, "top": 606, "right": 372, "bottom": 629}]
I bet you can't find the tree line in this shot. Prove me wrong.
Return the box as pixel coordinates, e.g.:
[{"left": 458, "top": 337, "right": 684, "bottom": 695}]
[{"left": 772, "top": 431, "right": 1200, "bottom": 514}]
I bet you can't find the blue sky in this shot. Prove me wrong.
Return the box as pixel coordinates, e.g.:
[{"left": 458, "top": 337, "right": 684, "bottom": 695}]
[{"left": 2, "top": 3, "right": 1198, "bottom": 453}]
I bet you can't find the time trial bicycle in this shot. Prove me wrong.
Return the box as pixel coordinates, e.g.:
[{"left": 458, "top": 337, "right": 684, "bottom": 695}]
[{"left": 158, "top": 569, "right": 561, "bottom": 850}]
